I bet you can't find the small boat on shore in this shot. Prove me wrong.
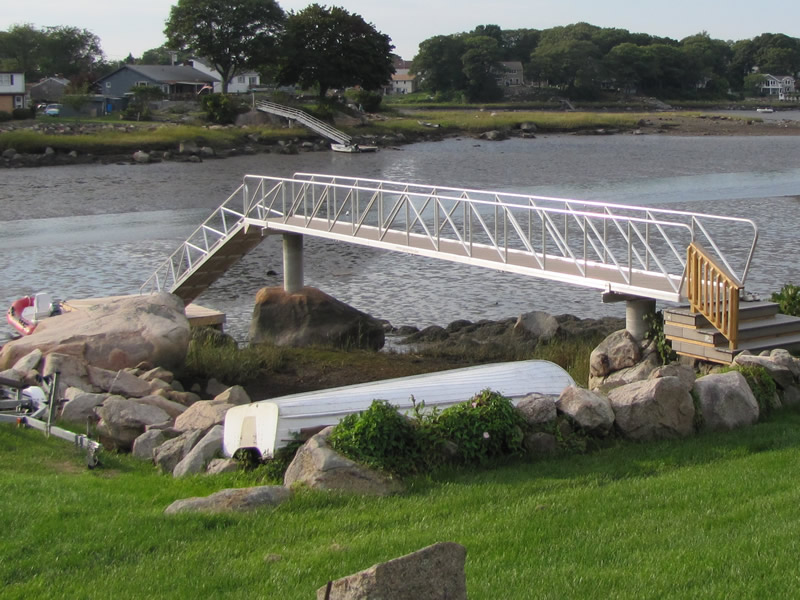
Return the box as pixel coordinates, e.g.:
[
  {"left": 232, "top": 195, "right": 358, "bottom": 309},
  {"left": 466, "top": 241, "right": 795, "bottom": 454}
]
[
  {"left": 223, "top": 359, "right": 575, "bottom": 459},
  {"left": 6, "top": 292, "right": 62, "bottom": 336},
  {"left": 756, "top": 107, "right": 774, "bottom": 113},
  {"left": 331, "top": 143, "right": 378, "bottom": 153}
]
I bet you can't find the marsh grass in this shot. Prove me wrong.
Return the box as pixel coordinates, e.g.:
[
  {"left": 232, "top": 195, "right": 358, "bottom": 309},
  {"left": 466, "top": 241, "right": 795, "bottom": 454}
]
[{"left": 4, "top": 411, "right": 800, "bottom": 599}]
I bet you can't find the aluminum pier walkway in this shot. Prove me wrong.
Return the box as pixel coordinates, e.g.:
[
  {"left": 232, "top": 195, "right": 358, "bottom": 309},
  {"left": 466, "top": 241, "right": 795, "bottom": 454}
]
[{"left": 255, "top": 101, "right": 352, "bottom": 146}]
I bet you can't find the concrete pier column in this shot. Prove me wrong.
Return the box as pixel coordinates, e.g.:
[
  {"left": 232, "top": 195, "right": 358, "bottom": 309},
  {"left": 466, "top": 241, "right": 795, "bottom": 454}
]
[
  {"left": 626, "top": 298, "right": 656, "bottom": 341},
  {"left": 282, "top": 233, "right": 304, "bottom": 294}
]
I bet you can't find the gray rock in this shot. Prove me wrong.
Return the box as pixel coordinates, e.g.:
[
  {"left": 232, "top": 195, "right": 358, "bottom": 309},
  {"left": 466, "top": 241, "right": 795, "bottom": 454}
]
[
  {"left": 590, "top": 351, "right": 661, "bottom": 392},
  {"left": 524, "top": 432, "right": 558, "bottom": 456},
  {"left": 608, "top": 377, "right": 695, "bottom": 441},
  {"left": 513, "top": 311, "right": 560, "bottom": 341},
  {"left": 2, "top": 148, "right": 17, "bottom": 159},
  {"left": 12, "top": 349, "right": 42, "bottom": 374},
  {"left": 205, "top": 378, "right": 229, "bottom": 397},
  {"left": 178, "top": 141, "right": 199, "bottom": 155},
  {"left": 481, "top": 130, "right": 507, "bottom": 141},
  {"left": 206, "top": 458, "right": 240, "bottom": 474},
  {"left": 135, "top": 394, "right": 186, "bottom": 419},
  {"left": 173, "top": 425, "right": 224, "bottom": 477},
  {"left": 212, "top": 385, "right": 251, "bottom": 406},
  {"left": 515, "top": 393, "right": 557, "bottom": 426},
  {"left": 154, "top": 429, "right": 205, "bottom": 474},
  {"left": 163, "top": 389, "right": 201, "bottom": 406},
  {"left": 694, "top": 371, "right": 760, "bottom": 431},
  {"left": 96, "top": 396, "right": 172, "bottom": 451},
  {"left": 141, "top": 366, "right": 174, "bottom": 383},
  {"left": 769, "top": 349, "right": 800, "bottom": 380},
  {"left": 284, "top": 427, "right": 404, "bottom": 496},
  {"left": 174, "top": 400, "right": 235, "bottom": 432},
  {"left": 132, "top": 428, "right": 178, "bottom": 461},
  {"left": 781, "top": 385, "right": 800, "bottom": 409},
  {"left": 132, "top": 150, "right": 150, "bottom": 164},
  {"left": 648, "top": 363, "right": 696, "bottom": 391},
  {"left": 733, "top": 354, "right": 795, "bottom": 390},
  {"left": 87, "top": 366, "right": 152, "bottom": 398},
  {"left": 41, "top": 352, "right": 94, "bottom": 395},
  {"left": 164, "top": 485, "right": 292, "bottom": 514},
  {"left": 556, "top": 386, "right": 614, "bottom": 435},
  {"left": 60, "top": 388, "right": 108, "bottom": 423},
  {"left": 318, "top": 542, "right": 467, "bottom": 600},
  {"left": 199, "top": 146, "right": 215, "bottom": 157},
  {"left": 590, "top": 330, "right": 641, "bottom": 378}
]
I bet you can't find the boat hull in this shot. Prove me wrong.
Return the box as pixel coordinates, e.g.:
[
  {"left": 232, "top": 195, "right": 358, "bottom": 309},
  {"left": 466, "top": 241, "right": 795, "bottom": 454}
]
[{"left": 223, "top": 359, "right": 575, "bottom": 458}]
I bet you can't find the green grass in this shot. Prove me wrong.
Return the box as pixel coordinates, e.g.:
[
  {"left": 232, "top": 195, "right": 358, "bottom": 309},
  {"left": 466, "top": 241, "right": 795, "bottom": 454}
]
[{"left": 4, "top": 411, "right": 800, "bottom": 599}]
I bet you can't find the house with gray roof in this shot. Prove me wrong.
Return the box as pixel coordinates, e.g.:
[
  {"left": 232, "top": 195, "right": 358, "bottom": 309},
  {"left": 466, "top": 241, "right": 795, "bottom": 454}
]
[
  {"left": 30, "top": 77, "right": 71, "bottom": 103},
  {"left": 95, "top": 65, "right": 218, "bottom": 98}
]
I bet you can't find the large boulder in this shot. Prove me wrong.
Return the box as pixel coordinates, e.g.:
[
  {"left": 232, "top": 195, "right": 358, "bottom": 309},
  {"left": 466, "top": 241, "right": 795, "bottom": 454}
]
[
  {"left": 693, "top": 371, "right": 759, "bottom": 431},
  {"left": 515, "top": 393, "right": 557, "bottom": 426},
  {"left": 513, "top": 311, "right": 560, "bottom": 342},
  {"left": 95, "top": 396, "right": 172, "bottom": 451},
  {"left": 589, "top": 330, "right": 641, "bottom": 379},
  {"left": 132, "top": 428, "right": 179, "bottom": 461},
  {"left": 153, "top": 429, "right": 206, "bottom": 474},
  {"left": 0, "top": 292, "right": 190, "bottom": 371},
  {"left": 212, "top": 385, "right": 251, "bottom": 406},
  {"left": 164, "top": 486, "right": 292, "bottom": 514},
  {"left": 249, "top": 286, "right": 384, "bottom": 350},
  {"left": 41, "top": 352, "right": 94, "bottom": 395},
  {"left": 60, "top": 388, "right": 108, "bottom": 424},
  {"left": 87, "top": 365, "right": 153, "bottom": 398},
  {"left": 318, "top": 542, "right": 467, "bottom": 600},
  {"left": 590, "top": 350, "right": 661, "bottom": 392},
  {"left": 284, "top": 427, "right": 404, "bottom": 496},
  {"left": 733, "top": 353, "right": 795, "bottom": 390},
  {"left": 135, "top": 394, "right": 187, "bottom": 419},
  {"left": 556, "top": 386, "right": 615, "bottom": 435},
  {"left": 174, "top": 400, "right": 235, "bottom": 432},
  {"left": 173, "top": 425, "right": 224, "bottom": 477},
  {"left": 608, "top": 377, "right": 695, "bottom": 441}
]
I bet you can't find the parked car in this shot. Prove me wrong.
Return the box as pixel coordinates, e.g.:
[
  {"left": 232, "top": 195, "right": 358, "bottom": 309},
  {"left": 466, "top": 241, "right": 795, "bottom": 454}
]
[{"left": 44, "top": 104, "right": 62, "bottom": 116}]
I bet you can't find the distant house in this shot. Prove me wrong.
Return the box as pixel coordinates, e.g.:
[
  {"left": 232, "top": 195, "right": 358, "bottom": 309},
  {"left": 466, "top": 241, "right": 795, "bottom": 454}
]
[
  {"left": 188, "top": 58, "right": 260, "bottom": 93},
  {"left": 760, "top": 74, "right": 795, "bottom": 100},
  {"left": 30, "top": 77, "right": 71, "bottom": 104},
  {"left": 0, "top": 72, "right": 26, "bottom": 112},
  {"left": 385, "top": 58, "right": 417, "bottom": 94},
  {"left": 95, "top": 65, "right": 217, "bottom": 98},
  {"left": 497, "top": 62, "right": 524, "bottom": 87}
]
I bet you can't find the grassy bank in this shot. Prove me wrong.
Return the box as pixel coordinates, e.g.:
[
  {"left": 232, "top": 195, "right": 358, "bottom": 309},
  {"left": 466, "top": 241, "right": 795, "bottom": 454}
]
[{"left": 3, "top": 410, "right": 800, "bottom": 599}]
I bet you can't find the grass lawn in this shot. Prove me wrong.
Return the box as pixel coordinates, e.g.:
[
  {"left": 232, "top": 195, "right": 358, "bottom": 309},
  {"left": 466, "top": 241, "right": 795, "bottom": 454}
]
[{"left": 3, "top": 410, "right": 800, "bottom": 599}]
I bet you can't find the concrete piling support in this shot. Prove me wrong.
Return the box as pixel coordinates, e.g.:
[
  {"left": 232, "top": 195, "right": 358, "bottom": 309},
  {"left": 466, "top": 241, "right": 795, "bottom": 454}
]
[
  {"left": 625, "top": 298, "right": 656, "bottom": 341},
  {"left": 282, "top": 233, "right": 304, "bottom": 293}
]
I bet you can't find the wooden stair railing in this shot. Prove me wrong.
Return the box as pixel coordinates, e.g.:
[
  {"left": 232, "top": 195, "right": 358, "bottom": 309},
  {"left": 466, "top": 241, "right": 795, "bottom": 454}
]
[{"left": 687, "top": 241, "right": 741, "bottom": 350}]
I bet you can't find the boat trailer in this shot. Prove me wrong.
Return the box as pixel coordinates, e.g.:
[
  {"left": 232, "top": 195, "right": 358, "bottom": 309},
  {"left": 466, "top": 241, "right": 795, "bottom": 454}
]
[{"left": 0, "top": 373, "right": 101, "bottom": 468}]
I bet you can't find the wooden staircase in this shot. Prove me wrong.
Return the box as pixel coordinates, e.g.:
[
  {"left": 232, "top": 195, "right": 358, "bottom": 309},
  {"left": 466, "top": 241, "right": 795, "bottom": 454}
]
[{"left": 664, "top": 301, "right": 800, "bottom": 364}]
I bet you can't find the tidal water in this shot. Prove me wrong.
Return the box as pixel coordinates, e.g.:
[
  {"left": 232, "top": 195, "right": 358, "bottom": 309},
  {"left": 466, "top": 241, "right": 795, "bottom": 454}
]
[{"left": 2, "top": 133, "right": 799, "bottom": 342}]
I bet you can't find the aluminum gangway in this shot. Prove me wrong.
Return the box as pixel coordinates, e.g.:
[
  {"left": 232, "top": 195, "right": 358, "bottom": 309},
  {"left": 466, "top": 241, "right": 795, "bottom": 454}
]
[
  {"left": 255, "top": 101, "right": 352, "bottom": 146},
  {"left": 141, "top": 173, "right": 758, "bottom": 317}
]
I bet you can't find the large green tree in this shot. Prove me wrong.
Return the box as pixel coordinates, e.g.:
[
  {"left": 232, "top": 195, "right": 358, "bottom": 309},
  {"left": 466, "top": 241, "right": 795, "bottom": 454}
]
[
  {"left": 164, "top": 0, "right": 285, "bottom": 93},
  {"left": 0, "top": 24, "right": 103, "bottom": 81},
  {"left": 462, "top": 35, "right": 503, "bottom": 101},
  {"left": 277, "top": 4, "right": 394, "bottom": 99},
  {"left": 412, "top": 35, "right": 468, "bottom": 93}
]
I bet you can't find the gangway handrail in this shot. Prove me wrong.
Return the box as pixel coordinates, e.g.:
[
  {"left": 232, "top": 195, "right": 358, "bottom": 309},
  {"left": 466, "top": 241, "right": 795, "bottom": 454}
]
[
  {"left": 142, "top": 173, "right": 758, "bottom": 309},
  {"left": 255, "top": 101, "right": 352, "bottom": 146}
]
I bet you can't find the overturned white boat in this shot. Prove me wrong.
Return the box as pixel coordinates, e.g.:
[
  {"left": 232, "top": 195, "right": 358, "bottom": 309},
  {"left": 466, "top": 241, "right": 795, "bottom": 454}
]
[{"left": 223, "top": 359, "right": 575, "bottom": 459}]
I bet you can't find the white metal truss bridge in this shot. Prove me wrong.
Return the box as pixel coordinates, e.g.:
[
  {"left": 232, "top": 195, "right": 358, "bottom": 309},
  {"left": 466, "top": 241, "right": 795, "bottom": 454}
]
[{"left": 140, "top": 173, "right": 759, "bottom": 309}]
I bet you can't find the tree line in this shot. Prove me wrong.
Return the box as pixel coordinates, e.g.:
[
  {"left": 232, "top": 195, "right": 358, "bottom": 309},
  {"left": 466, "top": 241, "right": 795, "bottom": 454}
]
[{"left": 413, "top": 23, "right": 800, "bottom": 101}]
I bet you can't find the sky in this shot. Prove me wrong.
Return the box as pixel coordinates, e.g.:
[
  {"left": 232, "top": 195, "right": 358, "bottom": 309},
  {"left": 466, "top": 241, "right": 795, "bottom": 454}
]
[{"left": 3, "top": 0, "right": 799, "bottom": 63}]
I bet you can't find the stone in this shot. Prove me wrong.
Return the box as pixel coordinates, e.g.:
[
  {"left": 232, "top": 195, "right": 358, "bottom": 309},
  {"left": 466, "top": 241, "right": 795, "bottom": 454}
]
[
  {"left": 212, "top": 385, "right": 251, "bottom": 406},
  {"left": 519, "top": 122, "right": 537, "bottom": 133},
  {"left": 135, "top": 394, "right": 187, "bottom": 419},
  {"left": 12, "top": 349, "right": 43, "bottom": 374},
  {"left": 141, "top": 366, "right": 174, "bottom": 383},
  {"left": 769, "top": 349, "right": 800, "bottom": 380},
  {"left": 199, "top": 146, "right": 215, "bottom": 157},
  {"left": 41, "top": 352, "right": 94, "bottom": 395},
  {"left": 249, "top": 286, "right": 385, "bottom": 350},
  {"left": 132, "top": 150, "right": 150, "bottom": 164},
  {"left": 318, "top": 542, "right": 467, "bottom": 600},
  {"left": 734, "top": 354, "right": 795, "bottom": 390},
  {"left": 515, "top": 393, "right": 557, "bottom": 426},
  {"left": 96, "top": 396, "right": 173, "bottom": 451},
  {"left": 173, "top": 425, "right": 224, "bottom": 477},
  {"left": 60, "top": 388, "right": 108, "bottom": 424},
  {"left": 178, "top": 141, "right": 199, "bottom": 155},
  {"left": 163, "top": 390, "right": 201, "bottom": 406},
  {"left": 648, "top": 363, "right": 696, "bottom": 391},
  {"left": 205, "top": 378, "right": 229, "bottom": 397},
  {"left": 154, "top": 429, "right": 205, "bottom": 474},
  {"left": 481, "top": 130, "right": 507, "bottom": 141},
  {"left": 2, "top": 148, "right": 17, "bottom": 159},
  {"left": 589, "top": 330, "right": 641, "bottom": 378},
  {"left": 524, "top": 431, "right": 558, "bottom": 456},
  {"left": 608, "top": 377, "right": 695, "bottom": 441},
  {"left": 174, "top": 400, "right": 235, "bottom": 432},
  {"left": 164, "top": 485, "right": 292, "bottom": 514},
  {"left": 781, "top": 385, "right": 800, "bottom": 409},
  {"left": 590, "top": 351, "right": 661, "bottom": 392},
  {"left": 513, "top": 311, "right": 560, "bottom": 342},
  {"left": 87, "top": 365, "right": 153, "bottom": 398},
  {"left": 0, "top": 293, "right": 190, "bottom": 372},
  {"left": 132, "top": 428, "right": 179, "bottom": 461},
  {"left": 284, "top": 427, "right": 404, "bottom": 496},
  {"left": 206, "top": 458, "right": 240, "bottom": 474},
  {"left": 693, "top": 371, "right": 759, "bottom": 431},
  {"left": 556, "top": 386, "right": 615, "bottom": 435}
]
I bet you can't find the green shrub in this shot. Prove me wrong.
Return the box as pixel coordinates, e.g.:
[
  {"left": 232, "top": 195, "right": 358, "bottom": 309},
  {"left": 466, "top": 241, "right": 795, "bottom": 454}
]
[
  {"left": 771, "top": 283, "right": 800, "bottom": 317},
  {"left": 328, "top": 400, "right": 425, "bottom": 476},
  {"left": 200, "top": 93, "right": 246, "bottom": 124},
  {"left": 0, "top": 110, "right": 11, "bottom": 122},
  {"left": 430, "top": 389, "right": 526, "bottom": 464},
  {"left": 352, "top": 89, "right": 382, "bottom": 112},
  {"left": 734, "top": 364, "right": 779, "bottom": 417},
  {"left": 12, "top": 107, "right": 34, "bottom": 120},
  {"left": 644, "top": 309, "right": 676, "bottom": 364}
]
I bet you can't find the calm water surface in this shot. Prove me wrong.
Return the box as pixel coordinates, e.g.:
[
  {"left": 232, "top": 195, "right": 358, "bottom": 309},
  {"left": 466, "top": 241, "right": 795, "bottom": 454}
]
[{"left": 2, "top": 134, "right": 799, "bottom": 342}]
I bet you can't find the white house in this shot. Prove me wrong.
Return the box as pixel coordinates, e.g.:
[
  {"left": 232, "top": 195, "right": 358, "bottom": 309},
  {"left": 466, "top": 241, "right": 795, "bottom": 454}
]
[
  {"left": 189, "top": 58, "right": 260, "bottom": 93},
  {"left": 760, "top": 74, "right": 795, "bottom": 100},
  {"left": 0, "top": 72, "right": 26, "bottom": 112},
  {"left": 497, "top": 62, "right": 524, "bottom": 87},
  {"left": 388, "top": 73, "right": 417, "bottom": 94}
]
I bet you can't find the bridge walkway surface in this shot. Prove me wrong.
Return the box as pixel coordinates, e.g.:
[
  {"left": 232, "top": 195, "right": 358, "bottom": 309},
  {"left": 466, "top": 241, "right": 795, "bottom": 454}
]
[{"left": 140, "top": 172, "right": 800, "bottom": 363}]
